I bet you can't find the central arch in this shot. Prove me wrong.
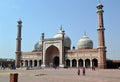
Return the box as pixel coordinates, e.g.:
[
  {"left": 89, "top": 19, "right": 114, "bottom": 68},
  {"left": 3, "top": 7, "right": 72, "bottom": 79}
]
[
  {"left": 45, "top": 45, "right": 59, "bottom": 67},
  {"left": 53, "top": 56, "right": 59, "bottom": 66}
]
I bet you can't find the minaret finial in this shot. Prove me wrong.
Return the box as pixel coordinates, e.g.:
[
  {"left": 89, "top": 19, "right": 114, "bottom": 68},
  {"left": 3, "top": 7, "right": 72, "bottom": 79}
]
[
  {"left": 60, "top": 25, "right": 63, "bottom": 30},
  {"left": 98, "top": 0, "right": 101, "bottom": 3},
  {"left": 84, "top": 30, "right": 86, "bottom": 36},
  {"left": 17, "top": 19, "right": 22, "bottom": 24}
]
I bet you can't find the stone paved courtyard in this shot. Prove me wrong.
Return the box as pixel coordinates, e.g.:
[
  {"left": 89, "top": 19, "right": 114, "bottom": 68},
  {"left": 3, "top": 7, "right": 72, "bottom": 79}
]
[{"left": 0, "top": 68, "right": 120, "bottom": 82}]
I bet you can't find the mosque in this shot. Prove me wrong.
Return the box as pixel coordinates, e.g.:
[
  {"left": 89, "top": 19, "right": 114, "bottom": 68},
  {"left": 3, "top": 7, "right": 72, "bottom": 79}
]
[{"left": 15, "top": 3, "right": 107, "bottom": 69}]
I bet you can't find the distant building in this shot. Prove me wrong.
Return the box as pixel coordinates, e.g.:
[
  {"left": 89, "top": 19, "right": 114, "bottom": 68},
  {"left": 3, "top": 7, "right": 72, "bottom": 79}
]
[
  {"left": 107, "top": 60, "right": 120, "bottom": 69},
  {"left": 15, "top": 3, "right": 107, "bottom": 69},
  {"left": 0, "top": 58, "right": 15, "bottom": 68}
]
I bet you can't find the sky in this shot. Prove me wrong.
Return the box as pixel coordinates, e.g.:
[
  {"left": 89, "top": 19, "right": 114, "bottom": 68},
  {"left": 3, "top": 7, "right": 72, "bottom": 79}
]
[{"left": 0, "top": 0, "right": 120, "bottom": 60}]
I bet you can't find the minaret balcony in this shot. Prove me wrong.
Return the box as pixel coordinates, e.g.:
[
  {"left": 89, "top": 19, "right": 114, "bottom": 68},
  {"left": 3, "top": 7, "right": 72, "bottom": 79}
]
[{"left": 97, "top": 27, "right": 105, "bottom": 31}]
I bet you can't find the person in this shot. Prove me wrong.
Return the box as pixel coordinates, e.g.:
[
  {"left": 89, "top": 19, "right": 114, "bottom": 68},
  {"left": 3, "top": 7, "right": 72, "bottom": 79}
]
[
  {"left": 82, "top": 67, "right": 85, "bottom": 75},
  {"left": 92, "top": 66, "right": 95, "bottom": 71},
  {"left": 77, "top": 68, "right": 80, "bottom": 75},
  {"left": 77, "top": 68, "right": 80, "bottom": 76}
]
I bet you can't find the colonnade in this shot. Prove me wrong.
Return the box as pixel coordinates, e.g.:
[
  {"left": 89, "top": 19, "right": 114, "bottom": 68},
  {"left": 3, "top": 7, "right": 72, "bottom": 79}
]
[
  {"left": 66, "top": 58, "right": 98, "bottom": 68},
  {"left": 21, "top": 60, "right": 42, "bottom": 67},
  {"left": 20, "top": 58, "right": 98, "bottom": 68}
]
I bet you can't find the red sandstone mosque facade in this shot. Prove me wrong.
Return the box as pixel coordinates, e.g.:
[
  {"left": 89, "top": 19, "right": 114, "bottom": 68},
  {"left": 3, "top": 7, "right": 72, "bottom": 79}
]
[{"left": 15, "top": 3, "right": 106, "bottom": 69}]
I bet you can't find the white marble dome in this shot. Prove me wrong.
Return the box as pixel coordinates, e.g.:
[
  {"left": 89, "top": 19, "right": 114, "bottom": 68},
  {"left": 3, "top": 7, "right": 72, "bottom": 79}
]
[
  {"left": 78, "top": 34, "right": 93, "bottom": 49},
  {"left": 53, "top": 28, "right": 71, "bottom": 48},
  {"left": 34, "top": 40, "right": 42, "bottom": 50}
]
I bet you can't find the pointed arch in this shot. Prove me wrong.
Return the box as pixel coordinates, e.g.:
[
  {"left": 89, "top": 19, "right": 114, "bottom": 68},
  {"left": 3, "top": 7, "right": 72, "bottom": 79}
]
[
  {"left": 85, "top": 59, "right": 90, "bottom": 68},
  {"left": 92, "top": 58, "right": 98, "bottom": 67},
  {"left": 72, "top": 59, "right": 77, "bottom": 67},
  {"left": 25, "top": 60, "right": 28, "bottom": 67},
  {"left": 78, "top": 59, "right": 83, "bottom": 67},
  {"left": 53, "top": 56, "right": 59, "bottom": 66},
  {"left": 29, "top": 60, "right": 32, "bottom": 67},
  {"left": 66, "top": 59, "right": 70, "bottom": 67},
  {"left": 34, "top": 60, "right": 37, "bottom": 67},
  {"left": 45, "top": 45, "right": 59, "bottom": 67}
]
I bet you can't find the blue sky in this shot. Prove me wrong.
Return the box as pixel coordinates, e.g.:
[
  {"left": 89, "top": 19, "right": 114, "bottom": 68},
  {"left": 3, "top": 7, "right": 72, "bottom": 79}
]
[{"left": 0, "top": 0, "right": 120, "bottom": 60}]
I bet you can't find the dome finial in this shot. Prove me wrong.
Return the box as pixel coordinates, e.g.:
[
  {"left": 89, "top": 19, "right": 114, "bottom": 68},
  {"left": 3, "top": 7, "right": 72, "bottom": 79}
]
[
  {"left": 84, "top": 31, "right": 86, "bottom": 36},
  {"left": 60, "top": 25, "right": 65, "bottom": 32},
  {"left": 60, "top": 25, "right": 63, "bottom": 31}
]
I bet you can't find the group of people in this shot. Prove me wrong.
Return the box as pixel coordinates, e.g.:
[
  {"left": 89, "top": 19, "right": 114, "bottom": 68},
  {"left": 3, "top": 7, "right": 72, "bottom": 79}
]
[
  {"left": 77, "top": 66, "right": 96, "bottom": 76},
  {"left": 0, "top": 65, "right": 16, "bottom": 70},
  {"left": 77, "top": 67, "right": 86, "bottom": 76}
]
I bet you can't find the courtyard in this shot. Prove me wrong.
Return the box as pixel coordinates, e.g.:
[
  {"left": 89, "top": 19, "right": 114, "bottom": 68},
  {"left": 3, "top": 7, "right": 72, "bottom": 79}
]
[{"left": 0, "top": 68, "right": 120, "bottom": 82}]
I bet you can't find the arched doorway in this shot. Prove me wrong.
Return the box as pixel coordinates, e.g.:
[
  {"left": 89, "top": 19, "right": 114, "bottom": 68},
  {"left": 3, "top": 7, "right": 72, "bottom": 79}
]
[
  {"left": 66, "top": 59, "right": 70, "bottom": 67},
  {"left": 53, "top": 56, "right": 59, "bottom": 67},
  {"left": 34, "top": 60, "right": 37, "bottom": 67},
  {"left": 72, "top": 59, "right": 77, "bottom": 67},
  {"left": 45, "top": 45, "right": 59, "bottom": 67},
  {"left": 78, "top": 59, "right": 83, "bottom": 67},
  {"left": 39, "top": 60, "right": 42, "bottom": 66},
  {"left": 29, "top": 60, "right": 32, "bottom": 67},
  {"left": 92, "top": 59, "right": 98, "bottom": 67},
  {"left": 21, "top": 60, "right": 23, "bottom": 67},
  {"left": 85, "top": 59, "right": 90, "bottom": 68},
  {"left": 25, "top": 60, "right": 28, "bottom": 67}
]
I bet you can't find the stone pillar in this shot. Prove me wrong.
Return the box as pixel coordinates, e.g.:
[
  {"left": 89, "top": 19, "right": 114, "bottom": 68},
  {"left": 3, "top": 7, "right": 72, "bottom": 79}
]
[
  {"left": 77, "top": 60, "right": 79, "bottom": 67},
  {"left": 59, "top": 51, "right": 64, "bottom": 67},
  {"left": 37, "top": 60, "right": 39, "bottom": 67},
  {"left": 59, "top": 28, "right": 65, "bottom": 67},
  {"left": 90, "top": 60, "right": 92, "bottom": 67},
  {"left": 28, "top": 60, "right": 30, "bottom": 67},
  {"left": 23, "top": 61, "right": 25, "bottom": 67},
  {"left": 83, "top": 60, "right": 85, "bottom": 67},
  {"left": 41, "top": 50, "right": 45, "bottom": 67},
  {"left": 70, "top": 60, "right": 72, "bottom": 67},
  {"left": 41, "top": 33, "right": 46, "bottom": 68},
  {"left": 32, "top": 61, "right": 34, "bottom": 67}
]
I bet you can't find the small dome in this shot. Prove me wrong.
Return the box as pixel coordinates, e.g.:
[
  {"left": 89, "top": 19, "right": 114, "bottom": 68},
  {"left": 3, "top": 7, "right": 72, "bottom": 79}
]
[
  {"left": 78, "top": 34, "right": 93, "bottom": 49},
  {"left": 34, "top": 40, "right": 42, "bottom": 50},
  {"left": 53, "top": 28, "right": 71, "bottom": 48}
]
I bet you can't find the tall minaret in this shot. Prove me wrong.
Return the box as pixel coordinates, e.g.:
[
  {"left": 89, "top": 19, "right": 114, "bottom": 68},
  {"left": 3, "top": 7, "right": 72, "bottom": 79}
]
[
  {"left": 15, "top": 20, "right": 22, "bottom": 68},
  {"left": 96, "top": 4, "right": 106, "bottom": 69}
]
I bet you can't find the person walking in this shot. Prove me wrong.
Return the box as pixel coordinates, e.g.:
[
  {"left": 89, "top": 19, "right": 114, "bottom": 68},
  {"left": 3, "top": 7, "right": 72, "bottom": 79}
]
[
  {"left": 77, "top": 68, "right": 80, "bottom": 76},
  {"left": 82, "top": 67, "right": 85, "bottom": 76}
]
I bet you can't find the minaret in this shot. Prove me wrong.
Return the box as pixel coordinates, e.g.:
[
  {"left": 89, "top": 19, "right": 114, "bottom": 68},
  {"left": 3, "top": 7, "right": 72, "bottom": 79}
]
[
  {"left": 96, "top": 4, "right": 106, "bottom": 68},
  {"left": 15, "top": 20, "right": 22, "bottom": 68},
  {"left": 61, "top": 27, "right": 65, "bottom": 67},
  {"left": 41, "top": 32, "right": 45, "bottom": 67}
]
